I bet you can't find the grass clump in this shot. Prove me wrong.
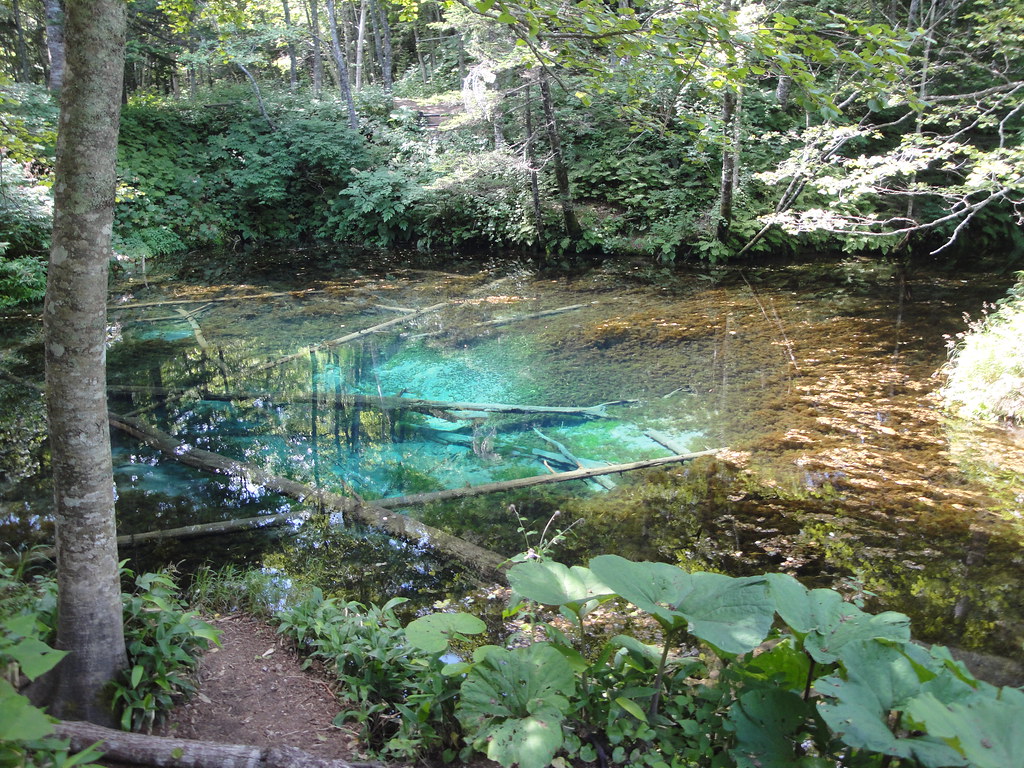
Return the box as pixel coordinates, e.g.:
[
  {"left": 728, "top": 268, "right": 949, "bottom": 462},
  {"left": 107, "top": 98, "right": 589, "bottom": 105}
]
[{"left": 942, "top": 273, "right": 1024, "bottom": 424}]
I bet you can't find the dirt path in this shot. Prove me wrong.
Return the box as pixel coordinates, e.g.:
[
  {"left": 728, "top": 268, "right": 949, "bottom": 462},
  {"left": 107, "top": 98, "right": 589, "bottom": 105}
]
[{"left": 155, "top": 615, "right": 377, "bottom": 764}]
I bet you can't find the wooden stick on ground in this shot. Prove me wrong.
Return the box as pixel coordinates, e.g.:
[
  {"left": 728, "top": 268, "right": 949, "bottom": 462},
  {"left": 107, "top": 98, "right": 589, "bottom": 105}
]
[
  {"left": 255, "top": 301, "right": 449, "bottom": 371},
  {"left": 53, "top": 721, "right": 384, "bottom": 768}
]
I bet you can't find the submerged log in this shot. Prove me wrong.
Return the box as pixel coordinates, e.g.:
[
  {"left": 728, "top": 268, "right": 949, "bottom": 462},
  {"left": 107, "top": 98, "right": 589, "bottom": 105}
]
[
  {"left": 256, "top": 301, "right": 449, "bottom": 371},
  {"left": 374, "top": 449, "right": 723, "bottom": 508},
  {"left": 108, "top": 385, "right": 636, "bottom": 420},
  {"left": 108, "top": 290, "right": 322, "bottom": 310},
  {"left": 108, "top": 412, "right": 509, "bottom": 583},
  {"left": 408, "top": 302, "right": 589, "bottom": 339},
  {"left": 533, "top": 427, "right": 616, "bottom": 490},
  {"left": 53, "top": 721, "right": 382, "bottom": 768},
  {"left": 644, "top": 429, "right": 692, "bottom": 455}
]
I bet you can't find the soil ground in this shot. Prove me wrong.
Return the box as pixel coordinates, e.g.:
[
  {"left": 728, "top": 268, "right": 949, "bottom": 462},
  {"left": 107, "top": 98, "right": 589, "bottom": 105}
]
[{"left": 154, "top": 614, "right": 393, "bottom": 766}]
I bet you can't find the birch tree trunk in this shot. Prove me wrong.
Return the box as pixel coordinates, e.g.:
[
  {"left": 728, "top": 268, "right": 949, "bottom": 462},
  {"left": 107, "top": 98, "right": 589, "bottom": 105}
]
[
  {"left": 308, "top": 0, "right": 324, "bottom": 96},
  {"left": 44, "top": 0, "right": 65, "bottom": 91},
  {"left": 326, "top": 0, "right": 358, "bottom": 129},
  {"left": 41, "top": 0, "right": 127, "bottom": 726},
  {"left": 354, "top": 0, "right": 369, "bottom": 90}
]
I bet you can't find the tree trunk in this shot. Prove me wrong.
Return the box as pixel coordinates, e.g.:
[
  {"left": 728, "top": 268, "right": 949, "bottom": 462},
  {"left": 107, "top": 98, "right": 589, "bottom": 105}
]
[
  {"left": 372, "top": 0, "right": 393, "bottom": 91},
  {"left": 40, "top": 0, "right": 127, "bottom": 726},
  {"left": 11, "top": 0, "right": 32, "bottom": 82},
  {"left": 717, "top": 87, "right": 738, "bottom": 238},
  {"left": 235, "top": 62, "right": 276, "bottom": 131},
  {"left": 44, "top": 0, "right": 65, "bottom": 91},
  {"left": 307, "top": 0, "right": 324, "bottom": 96},
  {"left": 325, "top": 0, "right": 358, "bottom": 129},
  {"left": 53, "top": 721, "right": 383, "bottom": 768},
  {"left": 354, "top": 0, "right": 369, "bottom": 90},
  {"left": 524, "top": 73, "right": 543, "bottom": 246},
  {"left": 538, "top": 70, "right": 582, "bottom": 243},
  {"left": 282, "top": 0, "right": 299, "bottom": 89}
]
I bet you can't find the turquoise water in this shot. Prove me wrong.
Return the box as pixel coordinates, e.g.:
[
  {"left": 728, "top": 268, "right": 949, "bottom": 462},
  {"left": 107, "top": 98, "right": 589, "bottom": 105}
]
[{"left": 4, "top": 256, "right": 1024, "bottom": 659}]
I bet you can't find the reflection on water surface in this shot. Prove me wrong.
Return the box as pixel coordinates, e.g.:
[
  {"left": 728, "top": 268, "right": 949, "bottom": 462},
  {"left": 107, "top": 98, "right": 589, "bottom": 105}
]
[{"left": 1, "top": 253, "right": 1022, "bottom": 662}]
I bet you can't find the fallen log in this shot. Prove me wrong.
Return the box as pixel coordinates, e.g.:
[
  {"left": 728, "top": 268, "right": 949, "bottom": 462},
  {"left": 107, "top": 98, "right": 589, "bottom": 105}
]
[
  {"left": 20, "top": 512, "right": 306, "bottom": 564},
  {"left": 108, "top": 290, "right": 322, "bottom": 310},
  {"left": 256, "top": 302, "right": 449, "bottom": 371},
  {"left": 644, "top": 429, "right": 693, "bottom": 455},
  {"left": 53, "top": 721, "right": 383, "bottom": 768},
  {"left": 533, "top": 428, "right": 616, "bottom": 490},
  {"left": 108, "top": 412, "right": 509, "bottom": 583},
  {"left": 407, "top": 302, "right": 588, "bottom": 339},
  {"left": 374, "top": 449, "right": 723, "bottom": 508},
  {"left": 107, "top": 385, "right": 635, "bottom": 420}
]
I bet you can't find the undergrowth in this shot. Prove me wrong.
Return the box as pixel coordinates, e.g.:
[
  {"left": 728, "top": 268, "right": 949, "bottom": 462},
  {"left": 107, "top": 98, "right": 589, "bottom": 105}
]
[{"left": 942, "top": 272, "right": 1024, "bottom": 424}]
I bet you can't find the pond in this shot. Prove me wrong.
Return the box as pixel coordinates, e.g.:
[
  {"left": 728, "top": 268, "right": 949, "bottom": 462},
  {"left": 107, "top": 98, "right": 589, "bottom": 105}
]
[{"left": 2, "top": 250, "right": 1023, "bottom": 664}]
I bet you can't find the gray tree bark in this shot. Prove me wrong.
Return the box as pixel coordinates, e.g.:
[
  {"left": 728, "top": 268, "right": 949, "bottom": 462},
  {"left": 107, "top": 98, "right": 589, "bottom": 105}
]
[
  {"left": 41, "top": 0, "right": 127, "bottom": 726},
  {"left": 44, "top": 0, "right": 65, "bottom": 91},
  {"left": 325, "top": 0, "right": 358, "bottom": 129},
  {"left": 538, "top": 70, "right": 582, "bottom": 243}
]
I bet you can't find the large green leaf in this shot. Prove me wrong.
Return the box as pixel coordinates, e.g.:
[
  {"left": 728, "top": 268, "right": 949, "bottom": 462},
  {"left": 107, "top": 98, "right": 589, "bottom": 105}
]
[
  {"left": 507, "top": 560, "right": 612, "bottom": 612},
  {"left": 906, "top": 687, "right": 1024, "bottom": 768},
  {"left": 0, "top": 679, "right": 55, "bottom": 742},
  {"left": 728, "top": 688, "right": 811, "bottom": 768},
  {"left": 589, "top": 556, "right": 773, "bottom": 654},
  {"left": 457, "top": 643, "right": 575, "bottom": 768},
  {"left": 765, "top": 575, "right": 910, "bottom": 664},
  {"left": 815, "top": 641, "right": 965, "bottom": 767},
  {"left": 405, "top": 612, "right": 486, "bottom": 654}
]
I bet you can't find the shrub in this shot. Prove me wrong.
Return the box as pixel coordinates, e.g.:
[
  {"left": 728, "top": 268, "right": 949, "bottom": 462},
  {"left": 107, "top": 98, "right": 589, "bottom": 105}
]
[{"left": 942, "top": 273, "right": 1024, "bottom": 423}]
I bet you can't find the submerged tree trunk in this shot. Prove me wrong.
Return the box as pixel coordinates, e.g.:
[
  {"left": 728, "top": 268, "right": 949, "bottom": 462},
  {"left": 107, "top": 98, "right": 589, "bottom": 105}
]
[
  {"left": 44, "top": 0, "right": 66, "bottom": 91},
  {"left": 40, "top": 0, "right": 128, "bottom": 725},
  {"left": 538, "top": 70, "right": 582, "bottom": 243}
]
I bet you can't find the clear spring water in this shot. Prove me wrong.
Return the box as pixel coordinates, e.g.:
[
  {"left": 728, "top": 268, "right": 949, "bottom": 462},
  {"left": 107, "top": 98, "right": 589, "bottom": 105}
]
[{"left": 2, "top": 253, "right": 1023, "bottom": 662}]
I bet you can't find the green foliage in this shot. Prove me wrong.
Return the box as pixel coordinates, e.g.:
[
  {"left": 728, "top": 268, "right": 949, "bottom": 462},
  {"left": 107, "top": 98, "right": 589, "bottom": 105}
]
[
  {"left": 942, "top": 274, "right": 1024, "bottom": 424},
  {"left": 458, "top": 643, "right": 576, "bottom": 768},
  {"left": 0, "top": 256, "right": 47, "bottom": 309},
  {"left": 111, "top": 568, "right": 220, "bottom": 732},
  {"left": 0, "top": 564, "right": 104, "bottom": 768},
  {"left": 276, "top": 591, "right": 464, "bottom": 761},
  {"left": 388, "top": 556, "right": 1024, "bottom": 767}
]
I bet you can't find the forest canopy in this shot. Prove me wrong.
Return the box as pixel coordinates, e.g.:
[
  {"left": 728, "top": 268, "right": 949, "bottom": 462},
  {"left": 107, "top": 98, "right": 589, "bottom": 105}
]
[{"left": 1, "top": 0, "right": 1022, "bottom": 281}]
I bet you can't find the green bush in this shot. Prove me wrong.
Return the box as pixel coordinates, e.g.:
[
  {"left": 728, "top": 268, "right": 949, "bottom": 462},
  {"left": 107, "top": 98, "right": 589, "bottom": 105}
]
[
  {"left": 0, "top": 564, "right": 103, "bottom": 768},
  {"left": 276, "top": 591, "right": 464, "bottom": 761},
  {"left": 942, "top": 273, "right": 1024, "bottom": 424},
  {"left": 111, "top": 568, "right": 220, "bottom": 732}
]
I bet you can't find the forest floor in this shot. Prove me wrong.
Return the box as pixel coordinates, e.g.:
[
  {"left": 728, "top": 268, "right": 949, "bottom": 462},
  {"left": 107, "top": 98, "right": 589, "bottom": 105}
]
[{"left": 153, "top": 614, "right": 397, "bottom": 767}]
